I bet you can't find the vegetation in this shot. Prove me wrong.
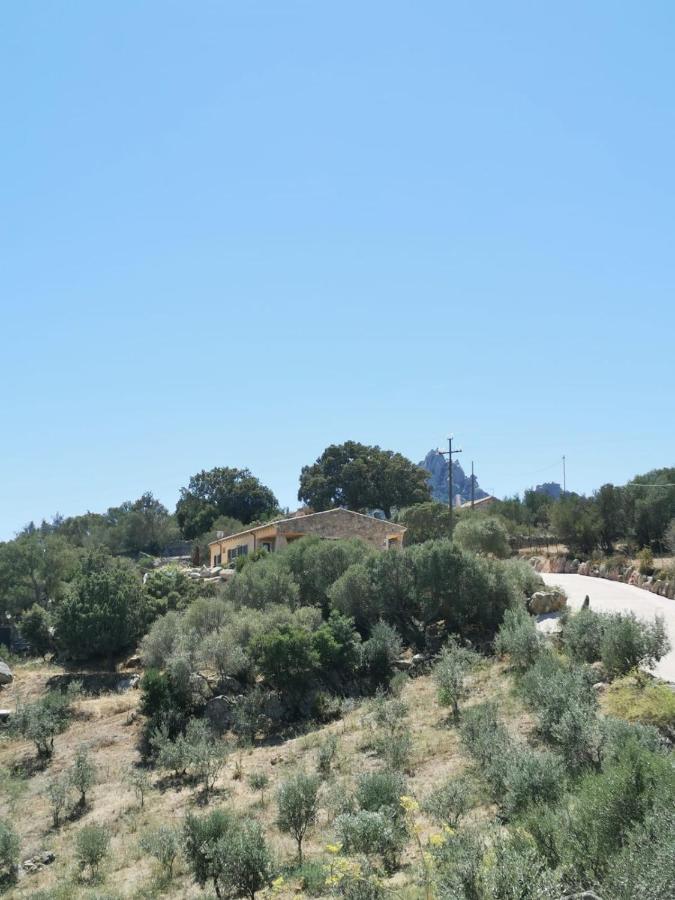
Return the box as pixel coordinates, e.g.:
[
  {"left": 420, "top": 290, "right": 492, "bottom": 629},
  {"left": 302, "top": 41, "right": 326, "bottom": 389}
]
[{"left": 276, "top": 772, "right": 320, "bottom": 863}]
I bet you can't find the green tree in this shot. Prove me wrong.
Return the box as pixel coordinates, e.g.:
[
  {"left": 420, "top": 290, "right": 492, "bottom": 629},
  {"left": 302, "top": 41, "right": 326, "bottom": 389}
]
[
  {"left": 250, "top": 624, "right": 320, "bottom": 696},
  {"left": 53, "top": 549, "right": 147, "bottom": 661},
  {"left": 276, "top": 772, "right": 320, "bottom": 863},
  {"left": 19, "top": 603, "right": 53, "bottom": 658},
  {"left": 433, "top": 638, "right": 480, "bottom": 720},
  {"left": 453, "top": 515, "right": 511, "bottom": 558},
  {"left": 298, "top": 441, "right": 430, "bottom": 518},
  {"left": 176, "top": 467, "right": 279, "bottom": 539},
  {"left": 0, "top": 820, "right": 19, "bottom": 885},
  {"left": 397, "top": 502, "right": 453, "bottom": 544},
  {"left": 595, "top": 483, "right": 626, "bottom": 553},
  {"left": 69, "top": 745, "right": 96, "bottom": 808},
  {"left": 551, "top": 494, "right": 601, "bottom": 556},
  {"left": 75, "top": 823, "right": 110, "bottom": 879},
  {"left": 0, "top": 531, "right": 77, "bottom": 616}
]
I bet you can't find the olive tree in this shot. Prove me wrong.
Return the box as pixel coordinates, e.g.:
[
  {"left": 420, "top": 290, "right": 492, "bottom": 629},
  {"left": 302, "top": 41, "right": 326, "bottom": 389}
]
[{"left": 276, "top": 772, "right": 320, "bottom": 863}]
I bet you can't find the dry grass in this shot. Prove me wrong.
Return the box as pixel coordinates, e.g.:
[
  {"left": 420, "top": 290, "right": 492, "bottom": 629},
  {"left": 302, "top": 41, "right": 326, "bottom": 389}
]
[{"left": 0, "top": 658, "right": 531, "bottom": 898}]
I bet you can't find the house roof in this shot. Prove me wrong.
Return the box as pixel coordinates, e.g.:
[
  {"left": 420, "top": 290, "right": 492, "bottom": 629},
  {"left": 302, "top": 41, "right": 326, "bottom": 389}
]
[
  {"left": 459, "top": 495, "right": 497, "bottom": 509},
  {"left": 208, "top": 507, "right": 406, "bottom": 546}
]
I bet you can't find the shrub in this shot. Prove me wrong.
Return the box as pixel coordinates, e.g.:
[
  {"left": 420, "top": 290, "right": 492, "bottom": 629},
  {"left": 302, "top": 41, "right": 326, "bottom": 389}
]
[
  {"left": 500, "top": 747, "right": 565, "bottom": 817},
  {"left": 423, "top": 777, "right": 473, "bottom": 828},
  {"left": 184, "top": 719, "right": 227, "bottom": 799},
  {"left": 460, "top": 701, "right": 510, "bottom": 779},
  {"left": 140, "top": 825, "right": 180, "bottom": 880},
  {"left": 126, "top": 767, "right": 151, "bottom": 808},
  {"left": 520, "top": 653, "right": 596, "bottom": 743},
  {"left": 599, "top": 613, "right": 670, "bottom": 678},
  {"left": 183, "top": 808, "right": 235, "bottom": 892},
  {"left": 481, "top": 831, "right": 562, "bottom": 900},
  {"left": 69, "top": 745, "right": 96, "bottom": 808},
  {"left": 248, "top": 771, "right": 270, "bottom": 805},
  {"left": 360, "top": 621, "right": 402, "bottom": 684},
  {"left": 637, "top": 546, "right": 654, "bottom": 575},
  {"left": 493, "top": 606, "right": 543, "bottom": 671},
  {"left": 297, "top": 859, "right": 329, "bottom": 896},
  {"left": 356, "top": 770, "right": 406, "bottom": 820},
  {"left": 250, "top": 624, "right": 319, "bottom": 696},
  {"left": 602, "top": 798, "right": 675, "bottom": 900},
  {"left": 47, "top": 777, "right": 69, "bottom": 828},
  {"left": 19, "top": 603, "right": 53, "bottom": 658},
  {"left": 9, "top": 684, "right": 79, "bottom": 759},
  {"left": 276, "top": 772, "right": 320, "bottom": 863},
  {"left": 316, "top": 734, "right": 339, "bottom": 779},
  {"left": 200, "top": 628, "right": 251, "bottom": 684},
  {"left": 140, "top": 611, "right": 182, "bottom": 668},
  {"left": 433, "top": 638, "right": 479, "bottom": 720},
  {"left": 206, "top": 819, "right": 274, "bottom": 900},
  {"left": 336, "top": 810, "right": 405, "bottom": 873},
  {"left": 75, "top": 823, "right": 110, "bottom": 879},
  {"left": 0, "top": 820, "right": 19, "bottom": 884},
  {"left": 453, "top": 515, "right": 511, "bottom": 559},
  {"left": 428, "top": 829, "right": 484, "bottom": 900},
  {"left": 562, "top": 607, "right": 605, "bottom": 663}
]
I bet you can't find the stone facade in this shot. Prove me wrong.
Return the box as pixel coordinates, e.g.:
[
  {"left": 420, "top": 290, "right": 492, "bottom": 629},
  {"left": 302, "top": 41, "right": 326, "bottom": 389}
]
[{"left": 209, "top": 508, "right": 406, "bottom": 567}]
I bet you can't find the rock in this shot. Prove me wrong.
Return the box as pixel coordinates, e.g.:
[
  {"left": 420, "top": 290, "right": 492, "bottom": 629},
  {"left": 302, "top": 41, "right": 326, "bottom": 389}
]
[
  {"left": 394, "top": 658, "right": 413, "bottom": 671},
  {"left": 592, "top": 682, "right": 608, "bottom": 694},
  {"left": 0, "top": 660, "right": 13, "bottom": 686},
  {"left": 0, "top": 710, "right": 11, "bottom": 723},
  {"left": 528, "top": 590, "right": 567, "bottom": 615},
  {"left": 40, "top": 851, "right": 55, "bottom": 865},
  {"left": 411, "top": 653, "right": 426, "bottom": 667},
  {"left": 205, "top": 695, "right": 235, "bottom": 733},
  {"left": 123, "top": 654, "right": 142, "bottom": 669}
]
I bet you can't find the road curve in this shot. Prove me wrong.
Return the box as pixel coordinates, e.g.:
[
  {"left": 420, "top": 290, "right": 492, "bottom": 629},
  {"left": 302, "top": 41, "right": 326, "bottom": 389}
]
[{"left": 541, "top": 573, "right": 675, "bottom": 682}]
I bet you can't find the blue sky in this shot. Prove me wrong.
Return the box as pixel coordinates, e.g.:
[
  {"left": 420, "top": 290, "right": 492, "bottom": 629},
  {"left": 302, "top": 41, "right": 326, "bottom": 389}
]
[{"left": 1, "top": 2, "right": 674, "bottom": 539}]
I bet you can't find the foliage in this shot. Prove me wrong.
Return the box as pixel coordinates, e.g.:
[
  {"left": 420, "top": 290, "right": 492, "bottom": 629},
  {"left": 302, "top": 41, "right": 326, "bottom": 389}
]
[
  {"left": 550, "top": 494, "right": 602, "bottom": 556},
  {"left": 143, "top": 565, "right": 200, "bottom": 615},
  {"left": 397, "top": 502, "right": 452, "bottom": 545},
  {"left": 0, "top": 820, "right": 19, "bottom": 883},
  {"left": 423, "top": 777, "right": 473, "bottom": 828},
  {"left": 360, "top": 621, "right": 402, "bottom": 684},
  {"left": 637, "top": 546, "right": 654, "bottom": 575},
  {"left": 126, "top": 767, "right": 151, "bottom": 808},
  {"left": 298, "top": 441, "right": 430, "bottom": 518},
  {"left": 251, "top": 624, "right": 320, "bottom": 696},
  {"left": 47, "top": 776, "right": 69, "bottom": 828},
  {"left": 284, "top": 537, "right": 373, "bottom": 611},
  {"left": 356, "top": 770, "right": 407, "bottom": 821},
  {"left": 276, "top": 772, "right": 320, "bottom": 862},
  {"left": 248, "top": 771, "right": 270, "bottom": 804},
  {"left": 226, "top": 557, "right": 300, "bottom": 611},
  {"left": 433, "top": 638, "right": 479, "bottom": 720},
  {"left": 205, "top": 819, "right": 274, "bottom": 900},
  {"left": 140, "top": 825, "right": 180, "bottom": 880},
  {"left": 75, "top": 823, "right": 110, "bottom": 878},
  {"left": 561, "top": 607, "right": 606, "bottom": 664},
  {"left": 665, "top": 517, "right": 675, "bottom": 554},
  {"left": 452, "top": 515, "right": 511, "bottom": 559},
  {"left": 53, "top": 548, "right": 147, "bottom": 660},
  {"left": 336, "top": 810, "right": 405, "bottom": 873},
  {"left": 0, "top": 531, "right": 77, "bottom": 617},
  {"left": 493, "top": 606, "right": 542, "bottom": 671},
  {"left": 69, "top": 745, "right": 96, "bottom": 808},
  {"left": 604, "top": 673, "right": 675, "bottom": 730},
  {"left": 317, "top": 734, "right": 339, "bottom": 779},
  {"left": 176, "top": 466, "right": 279, "bottom": 538},
  {"left": 183, "top": 808, "right": 236, "bottom": 891},
  {"left": 602, "top": 798, "right": 675, "bottom": 900},
  {"left": 18, "top": 603, "right": 54, "bottom": 657},
  {"left": 9, "top": 683, "right": 79, "bottom": 759},
  {"left": 599, "top": 612, "right": 670, "bottom": 678},
  {"left": 481, "top": 831, "right": 562, "bottom": 900}
]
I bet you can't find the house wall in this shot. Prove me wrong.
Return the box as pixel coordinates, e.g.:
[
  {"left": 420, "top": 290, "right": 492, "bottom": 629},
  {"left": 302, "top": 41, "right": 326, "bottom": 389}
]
[{"left": 276, "top": 508, "right": 405, "bottom": 550}]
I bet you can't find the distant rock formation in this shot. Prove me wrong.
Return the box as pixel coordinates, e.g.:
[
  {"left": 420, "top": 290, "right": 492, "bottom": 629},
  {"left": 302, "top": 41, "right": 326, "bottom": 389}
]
[{"left": 419, "top": 450, "right": 488, "bottom": 505}]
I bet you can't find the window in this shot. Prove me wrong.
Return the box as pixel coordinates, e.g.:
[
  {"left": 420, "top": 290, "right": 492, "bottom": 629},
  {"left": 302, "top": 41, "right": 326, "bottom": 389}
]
[
  {"left": 227, "top": 545, "right": 249, "bottom": 562},
  {"left": 261, "top": 541, "right": 273, "bottom": 552},
  {"left": 213, "top": 553, "right": 222, "bottom": 566}
]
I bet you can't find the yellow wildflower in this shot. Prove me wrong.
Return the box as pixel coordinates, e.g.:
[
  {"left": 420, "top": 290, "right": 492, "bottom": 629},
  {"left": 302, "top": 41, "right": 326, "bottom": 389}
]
[
  {"left": 399, "top": 794, "right": 420, "bottom": 813},
  {"left": 429, "top": 832, "right": 446, "bottom": 847}
]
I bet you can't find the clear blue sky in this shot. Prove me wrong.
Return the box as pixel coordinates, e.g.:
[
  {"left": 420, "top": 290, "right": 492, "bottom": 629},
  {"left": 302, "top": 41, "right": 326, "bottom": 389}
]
[{"left": 1, "top": 2, "right": 674, "bottom": 540}]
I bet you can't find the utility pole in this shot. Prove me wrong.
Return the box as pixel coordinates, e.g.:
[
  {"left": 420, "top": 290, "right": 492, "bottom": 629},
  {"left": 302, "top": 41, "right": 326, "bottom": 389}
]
[
  {"left": 471, "top": 461, "right": 475, "bottom": 510},
  {"left": 562, "top": 455, "right": 566, "bottom": 495},
  {"left": 439, "top": 435, "right": 462, "bottom": 533}
]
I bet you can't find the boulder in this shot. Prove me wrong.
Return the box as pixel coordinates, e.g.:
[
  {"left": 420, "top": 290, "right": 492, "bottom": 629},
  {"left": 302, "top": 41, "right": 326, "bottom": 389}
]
[
  {"left": 528, "top": 590, "right": 566, "bottom": 615},
  {"left": 0, "top": 660, "right": 13, "bottom": 686},
  {"left": 205, "top": 695, "right": 236, "bottom": 733},
  {"left": 123, "top": 654, "right": 142, "bottom": 669}
]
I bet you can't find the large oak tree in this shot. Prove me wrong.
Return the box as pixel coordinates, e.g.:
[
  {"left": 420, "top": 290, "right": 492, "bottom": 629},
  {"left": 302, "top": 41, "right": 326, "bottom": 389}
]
[
  {"left": 298, "top": 441, "right": 430, "bottom": 518},
  {"left": 176, "top": 467, "right": 279, "bottom": 539}
]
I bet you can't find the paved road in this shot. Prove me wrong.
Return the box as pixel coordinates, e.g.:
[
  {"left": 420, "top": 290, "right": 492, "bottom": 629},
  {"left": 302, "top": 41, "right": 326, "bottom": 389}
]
[{"left": 541, "top": 573, "right": 675, "bottom": 682}]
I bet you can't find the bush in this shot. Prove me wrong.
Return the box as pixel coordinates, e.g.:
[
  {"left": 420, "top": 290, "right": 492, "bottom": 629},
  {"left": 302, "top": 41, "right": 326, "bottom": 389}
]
[
  {"left": 336, "top": 810, "right": 405, "bottom": 873},
  {"left": 9, "top": 684, "right": 79, "bottom": 759},
  {"left": 140, "top": 825, "right": 180, "bottom": 880},
  {"left": 69, "top": 745, "right": 96, "bottom": 808},
  {"left": 433, "top": 638, "right": 479, "bottom": 720},
  {"left": 75, "top": 823, "right": 110, "bottom": 879},
  {"left": 183, "top": 808, "right": 235, "bottom": 892},
  {"left": 602, "top": 798, "right": 675, "bottom": 900},
  {"left": 423, "top": 777, "right": 473, "bottom": 828},
  {"left": 428, "top": 829, "right": 484, "bottom": 900},
  {"left": 19, "top": 604, "right": 53, "bottom": 658},
  {"left": 356, "top": 770, "right": 406, "bottom": 820},
  {"left": 453, "top": 515, "right": 511, "bottom": 559},
  {"left": 520, "top": 653, "right": 596, "bottom": 743},
  {"left": 47, "top": 776, "right": 69, "bottom": 828},
  {"left": 599, "top": 613, "right": 670, "bottom": 678},
  {"left": 561, "top": 607, "right": 605, "bottom": 663},
  {"left": 0, "top": 820, "right": 19, "bottom": 884},
  {"left": 637, "top": 546, "right": 655, "bottom": 575},
  {"left": 250, "top": 625, "right": 319, "bottom": 696},
  {"left": 360, "top": 621, "right": 402, "bottom": 684},
  {"left": 316, "top": 734, "right": 339, "bottom": 779},
  {"left": 248, "top": 771, "right": 270, "bottom": 805},
  {"left": 481, "top": 831, "right": 562, "bottom": 900},
  {"left": 207, "top": 819, "right": 274, "bottom": 900},
  {"left": 493, "top": 606, "right": 543, "bottom": 671},
  {"left": 500, "top": 747, "right": 565, "bottom": 818},
  {"left": 276, "top": 772, "right": 320, "bottom": 863},
  {"left": 126, "top": 766, "right": 151, "bottom": 808},
  {"left": 140, "top": 612, "right": 182, "bottom": 668}
]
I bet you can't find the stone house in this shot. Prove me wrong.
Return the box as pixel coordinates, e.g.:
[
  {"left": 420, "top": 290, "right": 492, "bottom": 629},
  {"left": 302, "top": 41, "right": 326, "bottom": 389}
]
[{"left": 209, "top": 508, "right": 406, "bottom": 567}]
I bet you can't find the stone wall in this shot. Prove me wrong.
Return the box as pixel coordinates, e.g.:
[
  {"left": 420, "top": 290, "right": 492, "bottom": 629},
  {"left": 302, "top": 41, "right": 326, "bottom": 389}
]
[
  {"left": 276, "top": 508, "right": 405, "bottom": 550},
  {"left": 529, "top": 555, "right": 675, "bottom": 600}
]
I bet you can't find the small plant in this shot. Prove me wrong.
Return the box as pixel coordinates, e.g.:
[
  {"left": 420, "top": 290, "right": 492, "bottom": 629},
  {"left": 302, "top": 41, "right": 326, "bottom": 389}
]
[
  {"left": 276, "top": 771, "right": 320, "bottom": 863},
  {"left": 493, "top": 606, "right": 542, "bottom": 671},
  {"left": 433, "top": 638, "right": 479, "bottom": 720},
  {"left": 248, "top": 771, "right": 270, "bottom": 806},
  {"left": 356, "top": 770, "right": 407, "bottom": 820},
  {"left": 317, "top": 734, "right": 339, "bottom": 779},
  {"left": 140, "top": 824, "right": 180, "bottom": 880},
  {"left": 9, "top": 684, "right": 79, "bottom": 760},
  {"left": 336, "top": 809, "right": 405, "bottom": 873},
  {"left": 0, "top": 820, "right": 19, "bottom": 885},
  {"left": 126, "top": 767, "right": 151, "bottom": 808},
  {"left": 600, "top": 613, "right": 670, "bottom": 679},
  {"left": 75, "top": 823, "right": 110, "bottom": 880},
  {"left": 185, "top": 719, "right": 227, "bottom": 799},
  {"left": 423, "top": 777, "right": 473, "bottom": 828},
  {"left": 69, "top": 745, "right": 96, "bottom": 809},
  {"left": 637, "top": 547, "right": 654, "bottom": 576},
  {"left": 47, "top": 776, "right": 70, "bottom": 828}
]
